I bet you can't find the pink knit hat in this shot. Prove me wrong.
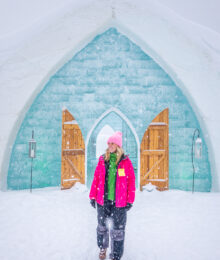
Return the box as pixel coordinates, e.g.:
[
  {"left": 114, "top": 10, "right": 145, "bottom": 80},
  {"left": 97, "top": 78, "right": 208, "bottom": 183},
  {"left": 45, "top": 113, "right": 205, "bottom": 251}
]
[{"left": 107, "top": 131, "right": 122, "bottom": 148}]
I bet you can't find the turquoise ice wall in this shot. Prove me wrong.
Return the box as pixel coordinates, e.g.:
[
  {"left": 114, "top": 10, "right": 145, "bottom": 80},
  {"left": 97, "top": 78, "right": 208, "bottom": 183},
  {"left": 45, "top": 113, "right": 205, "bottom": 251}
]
[{"left": 8, "top": 28, "right": 211, "bottom": 191}]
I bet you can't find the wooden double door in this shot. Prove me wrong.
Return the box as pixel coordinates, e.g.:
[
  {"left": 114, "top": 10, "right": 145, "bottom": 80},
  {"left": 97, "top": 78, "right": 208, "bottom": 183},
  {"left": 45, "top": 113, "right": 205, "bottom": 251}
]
[{"left": 61, "top": 108, "right": 169, "bottom": 191}]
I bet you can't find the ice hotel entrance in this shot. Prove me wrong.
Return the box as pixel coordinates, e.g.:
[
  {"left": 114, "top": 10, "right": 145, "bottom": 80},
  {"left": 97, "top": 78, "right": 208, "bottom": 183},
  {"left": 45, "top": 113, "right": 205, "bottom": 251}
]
[
  {"left": 61, "top": 108, "right": 139, "bottom": 190},
  {"left": 60, "top": 107, "right": 169, "bottom": 191},
  {"left": 7, "top": 28, "right": 211, "bottom": 192}
]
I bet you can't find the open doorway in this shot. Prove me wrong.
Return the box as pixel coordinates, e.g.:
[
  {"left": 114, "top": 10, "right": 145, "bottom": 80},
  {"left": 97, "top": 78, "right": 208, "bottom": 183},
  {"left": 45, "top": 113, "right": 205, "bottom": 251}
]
[{"left": 86, "top": 109, "right": 138, "bottom": 188}]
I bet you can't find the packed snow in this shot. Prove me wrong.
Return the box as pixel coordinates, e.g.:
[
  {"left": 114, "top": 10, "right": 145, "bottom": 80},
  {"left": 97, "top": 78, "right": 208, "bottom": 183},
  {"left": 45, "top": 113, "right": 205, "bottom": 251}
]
[{"left": 0, "top": 184, "right": 220, "bottom": 260}]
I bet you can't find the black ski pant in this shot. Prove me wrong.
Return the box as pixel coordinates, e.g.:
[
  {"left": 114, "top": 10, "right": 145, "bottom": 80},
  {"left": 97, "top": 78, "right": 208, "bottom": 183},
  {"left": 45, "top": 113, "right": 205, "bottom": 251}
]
[{"left": 97, "top": 201, "right": 127, "bottom": 260}]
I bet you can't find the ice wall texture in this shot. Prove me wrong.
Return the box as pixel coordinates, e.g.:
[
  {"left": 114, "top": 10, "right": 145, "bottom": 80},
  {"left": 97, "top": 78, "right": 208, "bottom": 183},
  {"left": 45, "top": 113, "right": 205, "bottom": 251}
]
[{"left": 8, "top": 28, "right": 211, "bottom": 191}]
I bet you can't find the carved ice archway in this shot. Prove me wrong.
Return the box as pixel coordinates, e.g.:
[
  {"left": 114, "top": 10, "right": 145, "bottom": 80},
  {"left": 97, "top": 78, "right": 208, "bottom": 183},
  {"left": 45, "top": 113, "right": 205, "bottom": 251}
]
[
  {"left": 5, "top": 24, "right": 213, "bottom": 192},
  {"left": 85, "top": 107, "right": 140, "bottom": 188}
]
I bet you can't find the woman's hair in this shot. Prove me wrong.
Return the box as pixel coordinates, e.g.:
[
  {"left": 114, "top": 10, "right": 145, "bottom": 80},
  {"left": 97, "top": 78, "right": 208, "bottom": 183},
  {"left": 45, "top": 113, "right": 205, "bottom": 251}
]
[{"left": 105, "top": 146, "right": 124, "bottom": 165}]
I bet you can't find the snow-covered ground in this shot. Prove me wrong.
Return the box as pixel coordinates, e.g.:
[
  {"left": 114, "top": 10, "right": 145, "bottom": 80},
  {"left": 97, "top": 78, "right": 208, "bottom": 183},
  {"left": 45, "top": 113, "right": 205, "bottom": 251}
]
[{"left": 0, "top": 185, "right": 220, "bottom": 260}]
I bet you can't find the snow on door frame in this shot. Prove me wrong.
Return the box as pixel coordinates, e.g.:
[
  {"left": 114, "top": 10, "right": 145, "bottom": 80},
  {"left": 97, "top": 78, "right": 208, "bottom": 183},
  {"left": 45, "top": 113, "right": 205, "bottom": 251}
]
[{"left": 85, "top": 107, "right": 140, "bottom": 188}]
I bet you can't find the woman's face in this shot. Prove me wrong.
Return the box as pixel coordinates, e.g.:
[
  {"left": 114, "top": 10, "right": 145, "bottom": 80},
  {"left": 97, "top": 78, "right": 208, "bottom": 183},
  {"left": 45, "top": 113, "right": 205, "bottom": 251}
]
[{"left": 108, "top": 142, "right": 117, "bottom": 153}]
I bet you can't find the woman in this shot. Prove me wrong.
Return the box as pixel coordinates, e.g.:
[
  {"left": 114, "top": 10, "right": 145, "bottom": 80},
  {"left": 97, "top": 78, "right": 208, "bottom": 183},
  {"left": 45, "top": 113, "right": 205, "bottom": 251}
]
[{"left": 89, "top": 131, "right": 136, "bottom": 260}]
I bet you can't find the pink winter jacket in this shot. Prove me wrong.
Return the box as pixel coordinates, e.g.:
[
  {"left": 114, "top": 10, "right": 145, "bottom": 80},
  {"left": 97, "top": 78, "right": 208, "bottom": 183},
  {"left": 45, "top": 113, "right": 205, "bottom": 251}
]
[{"left": 89, "top": 155, "right": 136, "bottom": 207}]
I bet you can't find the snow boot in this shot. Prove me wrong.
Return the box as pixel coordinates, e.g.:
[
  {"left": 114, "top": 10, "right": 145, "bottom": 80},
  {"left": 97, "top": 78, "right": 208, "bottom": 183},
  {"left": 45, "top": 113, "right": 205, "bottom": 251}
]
[{"left": 99, "top": 248, "right": 107, "bottom": 260}]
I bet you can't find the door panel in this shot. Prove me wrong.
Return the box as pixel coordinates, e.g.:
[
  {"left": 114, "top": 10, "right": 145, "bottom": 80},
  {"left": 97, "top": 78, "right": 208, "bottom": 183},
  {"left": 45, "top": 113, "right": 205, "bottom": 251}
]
[
  {"left": 140, "top": 108, "right": 169, "bottom": 191},
  {"left": 61, "top": 109, "right": 85, "bottom": 189}
]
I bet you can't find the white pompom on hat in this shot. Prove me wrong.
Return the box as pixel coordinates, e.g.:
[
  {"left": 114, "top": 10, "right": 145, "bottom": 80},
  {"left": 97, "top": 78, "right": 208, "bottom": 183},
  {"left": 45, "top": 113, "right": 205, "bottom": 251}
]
[{"left": 107, "top": 131, "right": 122, "bottom": 148}]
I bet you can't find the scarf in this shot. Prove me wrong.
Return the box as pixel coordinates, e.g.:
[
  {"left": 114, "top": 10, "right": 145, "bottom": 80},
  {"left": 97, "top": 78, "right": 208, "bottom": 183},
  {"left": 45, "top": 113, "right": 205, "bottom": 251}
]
[{"left": 108, "top": 153, "right": 117, "bottom": 201}]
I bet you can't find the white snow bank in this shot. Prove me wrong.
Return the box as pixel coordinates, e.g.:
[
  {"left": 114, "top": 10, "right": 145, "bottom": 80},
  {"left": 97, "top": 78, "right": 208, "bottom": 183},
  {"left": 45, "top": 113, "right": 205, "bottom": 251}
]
[{"left": 0, "top": 187, "right": 220, "bottom": 260}]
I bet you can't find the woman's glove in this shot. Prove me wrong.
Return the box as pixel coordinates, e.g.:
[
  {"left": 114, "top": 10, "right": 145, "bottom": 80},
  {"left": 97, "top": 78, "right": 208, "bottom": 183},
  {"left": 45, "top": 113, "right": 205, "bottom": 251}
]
[
  {"left": 125, "top": 203, "right": 132, "bottom": 211},
  {"left": 90, "top": 199, "right": 96, "bottom": 209}
]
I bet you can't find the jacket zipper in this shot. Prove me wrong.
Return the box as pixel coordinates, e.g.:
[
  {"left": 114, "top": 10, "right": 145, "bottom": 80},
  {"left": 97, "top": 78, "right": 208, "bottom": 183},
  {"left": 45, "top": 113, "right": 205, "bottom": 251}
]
[{"left": 115, "top": 155, "right": 127, "bottom": 207}]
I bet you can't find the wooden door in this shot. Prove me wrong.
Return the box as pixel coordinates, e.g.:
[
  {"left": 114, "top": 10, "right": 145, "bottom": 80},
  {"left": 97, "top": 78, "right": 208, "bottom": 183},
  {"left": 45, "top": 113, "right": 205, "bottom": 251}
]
[
  {"left": 61, "top": 109, "right": 85, "bottom": 189},
  {"left": 140, "top": 108, "right": 169, "bottom": 191}
]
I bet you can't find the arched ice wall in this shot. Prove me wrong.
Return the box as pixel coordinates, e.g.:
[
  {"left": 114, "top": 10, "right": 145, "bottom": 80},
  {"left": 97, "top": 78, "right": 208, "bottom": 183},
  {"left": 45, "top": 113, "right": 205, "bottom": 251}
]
[{"left": 7, "top": 28, "right": 211, "bottom": 191}]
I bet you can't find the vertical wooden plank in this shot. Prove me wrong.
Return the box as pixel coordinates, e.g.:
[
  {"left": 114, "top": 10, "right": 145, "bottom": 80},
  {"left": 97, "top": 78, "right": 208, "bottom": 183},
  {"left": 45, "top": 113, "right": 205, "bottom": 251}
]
[
  {"left": 165, "top": 108, "right": 169, "bottom": 189},
  {"left": 61, "top": 110, "right": 65, "bottom": 189}
]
